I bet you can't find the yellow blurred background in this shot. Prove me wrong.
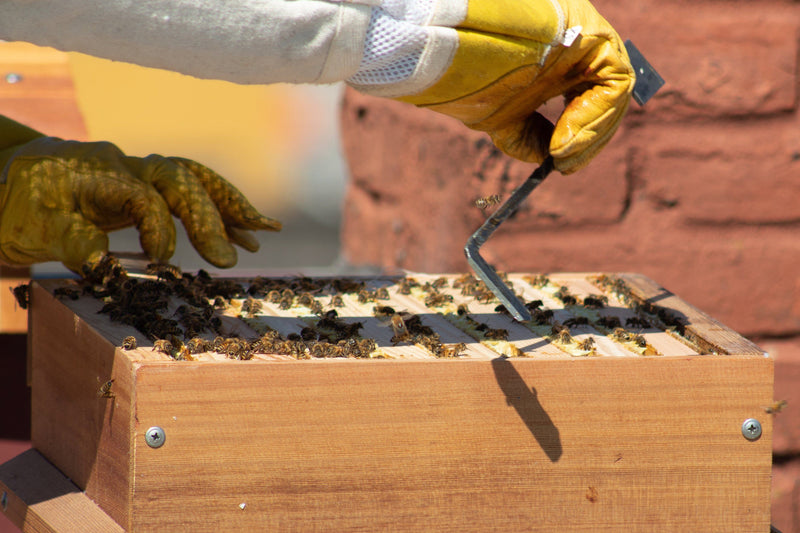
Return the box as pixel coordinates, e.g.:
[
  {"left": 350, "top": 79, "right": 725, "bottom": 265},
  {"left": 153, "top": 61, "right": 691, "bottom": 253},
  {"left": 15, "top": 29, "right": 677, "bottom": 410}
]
[{"left": 1, "top": 42, "right": 348, "bottom": 274}]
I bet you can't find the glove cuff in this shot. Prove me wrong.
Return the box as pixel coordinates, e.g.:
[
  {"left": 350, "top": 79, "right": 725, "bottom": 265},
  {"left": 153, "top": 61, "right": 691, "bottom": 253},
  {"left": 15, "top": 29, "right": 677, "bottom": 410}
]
[{"left": 347, "top": 0, "right": 466, "bottom": 98}]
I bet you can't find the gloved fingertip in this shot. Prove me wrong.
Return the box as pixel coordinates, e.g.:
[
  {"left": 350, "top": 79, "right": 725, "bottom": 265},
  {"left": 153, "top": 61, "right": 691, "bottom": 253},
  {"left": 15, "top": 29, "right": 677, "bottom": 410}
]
[
  {"left": 227, "top": 227, "right": 260, "bottom": 253},
  {"left": 201, "top": 236, "right": 238, "bottom": 269},
  {"left": 253, "top": 215, "right": 282, "bottom": 232}
]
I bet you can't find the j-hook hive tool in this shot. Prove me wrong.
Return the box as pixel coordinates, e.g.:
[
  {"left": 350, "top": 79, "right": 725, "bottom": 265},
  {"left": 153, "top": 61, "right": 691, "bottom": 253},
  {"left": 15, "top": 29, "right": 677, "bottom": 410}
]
[{"left": 464, "top": 40, "right": 663, "bottom": 322}]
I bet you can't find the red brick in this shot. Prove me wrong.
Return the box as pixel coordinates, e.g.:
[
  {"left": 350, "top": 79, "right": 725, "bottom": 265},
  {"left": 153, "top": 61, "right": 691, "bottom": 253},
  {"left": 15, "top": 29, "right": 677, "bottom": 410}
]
[
  {"left": 596, "top": 2, "right": 798, "bottom": 117},
  {"left": 639, "top": 121, "right": 800, "bottom": 224},
  {"left": 771, "top": 457, "right": 800, "bottom": 533}
]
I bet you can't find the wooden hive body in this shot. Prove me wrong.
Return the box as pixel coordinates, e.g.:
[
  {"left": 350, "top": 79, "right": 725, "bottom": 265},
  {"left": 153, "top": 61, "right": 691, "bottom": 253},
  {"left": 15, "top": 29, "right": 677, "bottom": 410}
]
[{"left": 24, "top": 272, "right": 772, "bottom": 532}]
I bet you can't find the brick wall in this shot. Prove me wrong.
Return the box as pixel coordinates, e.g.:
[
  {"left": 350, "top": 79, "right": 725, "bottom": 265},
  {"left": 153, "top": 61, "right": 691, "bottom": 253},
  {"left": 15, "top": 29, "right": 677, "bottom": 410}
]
[{"left": 338, "top": 2, "right": 800, "bottom": 530}]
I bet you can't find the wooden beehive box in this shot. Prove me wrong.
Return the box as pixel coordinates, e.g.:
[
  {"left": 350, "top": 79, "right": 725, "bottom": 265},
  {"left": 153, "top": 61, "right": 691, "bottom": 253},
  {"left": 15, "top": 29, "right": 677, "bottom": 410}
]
[{"left": 25, "top": 268, "right": 773, "bottom": 532}]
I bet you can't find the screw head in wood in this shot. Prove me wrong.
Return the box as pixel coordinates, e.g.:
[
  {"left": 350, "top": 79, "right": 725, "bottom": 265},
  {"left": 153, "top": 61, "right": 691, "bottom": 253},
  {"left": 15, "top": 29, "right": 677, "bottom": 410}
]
[
  {"left": 145, "top": 426, "right": 166, "bottom": 448},
  {"left": 741, "top": 418, "right": 762, "bottom": 441}
]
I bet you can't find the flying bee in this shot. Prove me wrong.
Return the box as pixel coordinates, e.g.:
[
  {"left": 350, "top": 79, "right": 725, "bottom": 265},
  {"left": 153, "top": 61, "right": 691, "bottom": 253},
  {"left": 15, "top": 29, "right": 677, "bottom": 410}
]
[
  {"left": 474, "top": 194, "right": 501, "bottom": 210},
  {"left": 763, "top": 400, "right": 788, "bottom": 414},
  {"left": 390, "top": 314, "right": 412, "bottom": 344},
  {"left": 98, "top": 379, "right": 115, "bottom": 399},
  {"left": 121, "top": 336, "right": 137, "bottom": 350}
]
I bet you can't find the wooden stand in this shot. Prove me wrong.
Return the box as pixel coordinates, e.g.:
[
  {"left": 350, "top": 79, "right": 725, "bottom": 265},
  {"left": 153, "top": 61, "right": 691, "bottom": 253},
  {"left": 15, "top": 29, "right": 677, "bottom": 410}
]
[{"left": 2, "top": 273, "right": 774, "bottom": 532}]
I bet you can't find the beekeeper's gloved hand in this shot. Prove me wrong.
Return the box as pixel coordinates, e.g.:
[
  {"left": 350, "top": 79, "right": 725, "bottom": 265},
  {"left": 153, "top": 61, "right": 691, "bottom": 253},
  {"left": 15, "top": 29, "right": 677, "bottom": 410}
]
[
  {"left": 0, "top": 116, "right": 281, "bottom": 273},
  {"left": 351, "top": 0, "right": 634, "bottom": 174}
]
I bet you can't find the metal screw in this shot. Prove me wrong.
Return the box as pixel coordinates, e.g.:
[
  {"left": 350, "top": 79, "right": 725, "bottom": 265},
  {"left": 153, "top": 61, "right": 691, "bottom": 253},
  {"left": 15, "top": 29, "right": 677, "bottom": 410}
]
[
  {"left": 145, "top": 426, "right": 166, "bottom": 448},
  {"left": 4, "top": 73, "right": 22, "bottom": 84},
  {"left": 741, "top": 418, "right": 762, "bottom": 441},
  {"left": 1, "top": 491, "right": 7, "bottom": 512}
]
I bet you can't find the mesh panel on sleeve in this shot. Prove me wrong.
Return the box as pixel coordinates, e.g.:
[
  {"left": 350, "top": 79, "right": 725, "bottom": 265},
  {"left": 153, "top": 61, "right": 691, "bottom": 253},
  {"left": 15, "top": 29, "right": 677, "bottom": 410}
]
[{"left": 348, "top": 0, "right": 436, "bottom": 86}]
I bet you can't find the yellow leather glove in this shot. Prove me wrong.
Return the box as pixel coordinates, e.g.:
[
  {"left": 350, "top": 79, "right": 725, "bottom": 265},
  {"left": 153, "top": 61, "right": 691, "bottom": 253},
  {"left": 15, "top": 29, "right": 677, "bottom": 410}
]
[
  {"left": 400, "top": 0, "right": 634, "bottom": 174},
  {"left": 0, "top": 116, "right": 281, "bottom": 272}
]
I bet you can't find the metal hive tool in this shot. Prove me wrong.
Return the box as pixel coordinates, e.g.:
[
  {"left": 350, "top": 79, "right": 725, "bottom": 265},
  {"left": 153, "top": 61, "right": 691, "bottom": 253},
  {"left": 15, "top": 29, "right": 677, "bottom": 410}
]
[{"left": 464, "top": 156, "right": 555, "bottom": 322}]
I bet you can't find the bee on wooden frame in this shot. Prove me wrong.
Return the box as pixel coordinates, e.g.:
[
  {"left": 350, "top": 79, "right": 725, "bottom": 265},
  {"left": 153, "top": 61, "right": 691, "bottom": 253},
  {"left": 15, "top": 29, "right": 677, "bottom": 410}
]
[
  {"left": 153, "top": 339, "right": 173, "bottom": 356},
  {"left": 97, "top": 379, "right": 115, "bottom": 399},
  {"left": 121, "top": 336, "right": 137, "bottom": 350}
]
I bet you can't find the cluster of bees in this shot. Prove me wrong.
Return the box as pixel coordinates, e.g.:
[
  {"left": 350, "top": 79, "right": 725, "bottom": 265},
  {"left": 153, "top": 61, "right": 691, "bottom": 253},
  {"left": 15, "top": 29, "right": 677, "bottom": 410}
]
[{"left": 60, "top": 257, "right": 692, "bottom": 361}]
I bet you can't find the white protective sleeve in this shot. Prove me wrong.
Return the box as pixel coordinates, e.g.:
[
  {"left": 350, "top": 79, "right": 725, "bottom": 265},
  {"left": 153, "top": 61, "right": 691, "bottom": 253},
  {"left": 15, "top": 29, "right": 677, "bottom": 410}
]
[{"left": 0, "top": 0, "right": 466, "bottom": 96}]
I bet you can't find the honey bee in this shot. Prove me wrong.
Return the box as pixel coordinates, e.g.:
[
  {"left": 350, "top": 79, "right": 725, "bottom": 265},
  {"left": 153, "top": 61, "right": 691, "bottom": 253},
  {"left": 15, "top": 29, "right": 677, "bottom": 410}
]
[
  {"left": 763, "top": 400, "right": 788, "bottom": 414},
  {"left": 443, "top": 343, "right": 467, "bottom": 358},
  {"left": 121, "top": 336, "right": 137, "bottom": 350},
  {"left": 484, "top": 328, "right": 509, "bottom": 341},
  {"left": 551, "top": 324, "right": 572, "bottom": 344},
  {"left": 398, "top": 277, "right": 419, "bottom": 295},
  {"left": 531, "top": 308, "right": 554, "bottom": 325},
  {"left": 10, "top": 283, "right": 30, "bottom": 309},
  {"left": 266, "top": 290, "right": 282, "bottom": 304},
  {"left": 583, "top": 295, "right": 608, "bottom": 309},
  {"left": 330, "top": 295, "right": 345, "bottom": 308},
  {"left": 186, "top": 337, "right": 207, "bottom": 354},
  {"left": 278, "top": 295, "right": 294, "bottom": 310},
  {"left": 452, "top": 273, "right": 476, "bottom": 289},
  {"left": 373, "top": 305, "right": 396, "bottom": 318},
  {"left": 554, "top": 286, "right": 577, "bottom": 306},
  {"left": 474, "top": 194, "right": 501, "bottom": 209},
  {"left": 563, "top": 317, "right": 590, "bottom": 328},
  {"left": 296, "top": 292, "right": 316, "bottom": 308},
  {"left": 53, "top": 287, "right": 81, "bottom": 300},
  {"left": 524, "top": 274, "right": 550, "bottom": 288},
  {"left": 241, "top": 297, "right": 263, "bottom": 317},
  {"left": 595, "top": 316, "right": 622, "bottom": 329},
  {"left": 357, "top": 289, "right": 375, "bottom": 303},
  {"left": 374, "top": 287, "right": 390, "bottom": 300},
  {"left": 424, "top": 291, "right": 454, "bottom": 307},
  {"left": 525, "top": 300, "right": 543, "bottom": 311},
  {"left": 174, "top": 345, "right": 194, "bottom": 361},
  {"left": 145, "top": 262, "right": 182, "bottom": 281},
  {"left": 153, "top": 339, "right": 173, "bottom": 356},
  {"left": 431, "top": 277, "right": 449, "bottom": 289},
  {"left": 626, "top": 317, "right": 651, "bottom": 329},
  {"left": 390, "top": 314, "right": 411, "bottom": 344},
  {"left": 98, "top": 379, "right": 115, "bottom": 399},
  {"left": 577, "top": 337, "right": 596, "bottom": 351},
  {"left": 457, "top": 303, "right": 471, "bottom": 316}
]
